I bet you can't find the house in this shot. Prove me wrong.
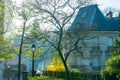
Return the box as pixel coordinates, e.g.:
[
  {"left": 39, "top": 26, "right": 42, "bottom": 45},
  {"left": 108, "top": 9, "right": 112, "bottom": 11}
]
[
  {"left": 67, "top": 4, "right": 120, "bottom": 72},
  {"left": 35, "top": 4, "right": 120, "bottom": 73}
]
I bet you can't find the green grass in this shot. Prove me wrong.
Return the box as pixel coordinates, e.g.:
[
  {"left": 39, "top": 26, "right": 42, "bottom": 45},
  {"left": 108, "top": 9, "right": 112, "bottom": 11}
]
[{"left": 28, "top": 76, "right": 65, "bottom": 80}]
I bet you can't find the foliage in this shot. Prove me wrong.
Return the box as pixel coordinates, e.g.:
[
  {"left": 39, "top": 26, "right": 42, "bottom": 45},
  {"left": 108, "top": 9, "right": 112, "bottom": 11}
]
[
  {"left": 46, "top": 51, "right": 65, "bottom": 72},
  {"left": 102, "top": 15, "right": 120, "bottom": 79},
  {"left": 0, "top": 0, "right": 4, "bottom": 29},
  {"left": 70, "top": 68, "right": 81, "bottom": 73},
  {"left": 101, "top": 38, "right": 120, "bottom": 80},
  {"left": 46, "top": 64, "right": 65, "bottom": 72},
  {"left": 28, "top": 76, "right": 65, "bottom": 80},
  {"left": 0, "top": 0, "right": 5, "bottom": 60},
  {"left": 42, "top": 70, "right": 83, "bottom": 80},
  {"left": 101, "top": 13, "right": 120, "bottom": 79},
  {"left": 101, "top": 56, "right": 120, "bottom": 80},
  {"left": 0, "top": 0, "right": 14, "bottom": 61},
  {"left": 110, "top": 39, "right": 120, "bottom": 56},
  {"left": 22, "top": 0, "right": 96, "bottom": 80},
  {"left": 23, "top": 46, "right": 43, "bottom": 60},
  {"left": 118, "top": 13, "right": 120, "bottom": 25},
  {"left": 22, "top": 21, "right": 44, "bottom": 60},
  {"left": 0, "top": 38, "right": 14, "bottom": 61}
]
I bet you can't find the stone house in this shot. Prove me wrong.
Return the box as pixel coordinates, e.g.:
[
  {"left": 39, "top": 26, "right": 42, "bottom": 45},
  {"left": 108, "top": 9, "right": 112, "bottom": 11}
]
[
  {"left": 35, "top": 4, "right": 120, "bottom": 72},
  {"left": 67, "top": 4, "right": 120, "bottom": 72}
]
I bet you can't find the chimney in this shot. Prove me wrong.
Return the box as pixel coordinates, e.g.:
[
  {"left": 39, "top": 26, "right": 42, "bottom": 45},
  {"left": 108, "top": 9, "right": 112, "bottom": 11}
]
[{"left": 106, "top": 11, "right": 113, "bottom": 18}]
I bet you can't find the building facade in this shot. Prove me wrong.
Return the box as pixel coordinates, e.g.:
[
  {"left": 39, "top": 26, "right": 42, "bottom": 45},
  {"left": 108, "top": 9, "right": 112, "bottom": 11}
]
[{"left": 68, "top": 4, "right": 120, "bottom": 72}]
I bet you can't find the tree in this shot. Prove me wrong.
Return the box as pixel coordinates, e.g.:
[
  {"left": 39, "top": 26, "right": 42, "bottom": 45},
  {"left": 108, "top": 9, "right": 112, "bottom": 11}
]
[
  {"left": 101, "top": 56, "right": 120, "bottom": 80},
  {"left": 0, "top": 0, "right": 6, "bottom": 60},
  {"left": 101, "top": 13, "right": 120, "bottom": 80},
  {"left": 30, "top": 0, "right": 93, "bottom": 79},
  {"left": 118, "top": 13, "right": 120, "bottom": 26},
  {"left": 0, "top": 0, "right": 14, "bottom": 61},
  {"left": 0, "top": 0, "right": 5, "bottom": 33},
  {"left": 13, "top": 1, "right": 44, "bottom": 79},
  {"left": 13, "top": 2, "right": 34, "bottom": 79},
  {"left": 0, "top": 39, "right": 14, "bottom": 61}
]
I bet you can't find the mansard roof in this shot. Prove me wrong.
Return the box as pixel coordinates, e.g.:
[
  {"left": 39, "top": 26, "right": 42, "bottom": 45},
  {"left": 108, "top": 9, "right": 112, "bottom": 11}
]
[{"left": 68, "top": 4, "right": 120, "bottom": 32}]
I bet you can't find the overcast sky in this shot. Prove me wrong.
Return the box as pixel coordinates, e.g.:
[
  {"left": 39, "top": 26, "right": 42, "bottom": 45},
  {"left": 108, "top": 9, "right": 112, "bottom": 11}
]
[
  {"left": 13, "top": 0, "right": 120, "bottom": 9},
  {"left": 96, "top": 0, "right": 120, "bottom": 10}
]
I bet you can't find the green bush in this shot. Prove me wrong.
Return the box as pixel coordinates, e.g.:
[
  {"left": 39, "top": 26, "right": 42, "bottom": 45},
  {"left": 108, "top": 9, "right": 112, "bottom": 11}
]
[
  {"left": 69, "top": 68, "right": 82, "bottom": 80},
  {"left": 101, "top": 55, "right": 120, "bottom": 80},
  {"left": 42, "top": 69, "right": 82, "bottom": 80},
  {"left": 28, "top": 76, "right": 65, "bottom": 80},
  {"left": 70, "top": 68, "right": 81, "bottom": 73}
]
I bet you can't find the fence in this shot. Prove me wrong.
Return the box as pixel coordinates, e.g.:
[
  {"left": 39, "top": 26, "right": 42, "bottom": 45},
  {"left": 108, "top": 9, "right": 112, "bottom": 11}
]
[{"left": 42, "top": 71, "right": 102, "bottom": 80}]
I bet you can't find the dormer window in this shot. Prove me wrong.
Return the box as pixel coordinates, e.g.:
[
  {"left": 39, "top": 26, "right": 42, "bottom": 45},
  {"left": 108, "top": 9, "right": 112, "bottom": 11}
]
[{"left": 81, "top": 12, "right": 88, "bottom": 18}]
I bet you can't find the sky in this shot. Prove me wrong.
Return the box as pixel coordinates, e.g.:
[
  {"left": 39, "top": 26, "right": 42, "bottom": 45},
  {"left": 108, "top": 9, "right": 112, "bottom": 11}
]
[
  {"left": 9, "top": 0, "right": 120, "bottom": 35},
  {"left": 96, "top": 0, "right": 120, "bottom": 10},
  {"left": 12, "top": 0, "right": 120, "bottom": 10},
  {"left": 11, "top": 0, "right": 120, "bottom": 22}
]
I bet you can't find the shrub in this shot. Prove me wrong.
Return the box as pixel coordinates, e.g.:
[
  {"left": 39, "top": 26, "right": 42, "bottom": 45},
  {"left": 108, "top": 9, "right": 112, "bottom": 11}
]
[
  {"left": 46, "top": 64, "right": 65, "bottom": 72},
  {"left": 46, "top": 51, "right": 65, "bottom": 72},
  {"left": 27, "top": 76, "right": 65, "bottom": 80},
  {"left": 70, "top": 68, "right": 81, "bottom": 73},
  {"left": 101, "top": 55, "right": 120, "bottom": 80}
]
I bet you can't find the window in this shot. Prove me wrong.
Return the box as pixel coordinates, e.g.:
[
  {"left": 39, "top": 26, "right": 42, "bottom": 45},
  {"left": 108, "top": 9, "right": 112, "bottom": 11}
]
[
  {"left": 81, "top": 12, "right": 88, "bottom": 18},
  {"left": 90, "top": 46, "right": 102, "bottom": 57},
  {"left": 105, "top": 46, "right": 113, "bottom": 53},
  {"left": 105, "top": 46, "right": 113, "bottom": 56},
  {"left": 91, "top": 46, "right": 100, "bottom": 51},
  {"left": 107, "top": 46, "right": 113, "bottom": 51}
]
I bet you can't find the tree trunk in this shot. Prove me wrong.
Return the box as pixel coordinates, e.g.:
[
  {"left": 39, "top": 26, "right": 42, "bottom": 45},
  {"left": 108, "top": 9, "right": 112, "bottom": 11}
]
[
  {"left": 63, "top": 61, "right": 70, "bottom": 80},
  {"left": 58, "top": 50, "right": 70, "bottom": 80}
]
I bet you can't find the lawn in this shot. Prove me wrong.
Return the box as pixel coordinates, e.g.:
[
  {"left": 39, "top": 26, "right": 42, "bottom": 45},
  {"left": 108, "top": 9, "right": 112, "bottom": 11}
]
[{"left": 28, "top": 76, "right": 65, "bottom": 80}]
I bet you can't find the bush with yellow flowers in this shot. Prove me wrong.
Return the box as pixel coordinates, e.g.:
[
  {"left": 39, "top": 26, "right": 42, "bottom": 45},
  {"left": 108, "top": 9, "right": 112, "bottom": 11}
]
[{"left": 46, "top": 51, "right": 65, "bottom": 72}]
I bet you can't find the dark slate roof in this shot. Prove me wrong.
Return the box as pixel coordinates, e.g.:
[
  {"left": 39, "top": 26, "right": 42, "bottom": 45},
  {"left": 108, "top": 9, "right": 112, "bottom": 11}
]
[{"left": 68, "top": 4, "right": 120, "bottom": 32}]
